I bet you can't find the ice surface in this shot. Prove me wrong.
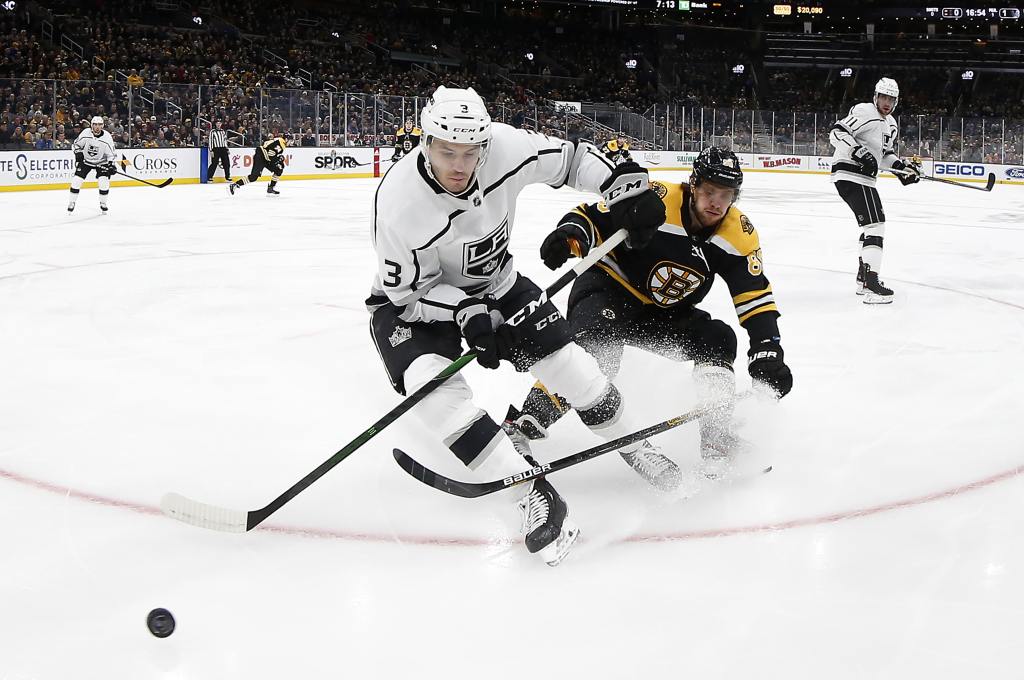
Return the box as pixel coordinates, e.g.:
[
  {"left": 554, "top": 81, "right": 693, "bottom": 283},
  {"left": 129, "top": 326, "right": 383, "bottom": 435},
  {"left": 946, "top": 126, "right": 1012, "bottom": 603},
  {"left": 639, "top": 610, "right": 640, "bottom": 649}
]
[{"left": 2, "top": 171, "right": 1023, "bottom": 678}]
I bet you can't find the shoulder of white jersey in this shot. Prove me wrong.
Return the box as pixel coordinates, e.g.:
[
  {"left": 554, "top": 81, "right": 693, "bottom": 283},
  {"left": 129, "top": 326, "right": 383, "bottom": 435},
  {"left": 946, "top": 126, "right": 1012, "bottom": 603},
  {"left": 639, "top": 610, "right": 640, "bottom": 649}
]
[
  {"left": 484, "top": 122, "right": 563, "bottom": 168},
  {"left": 709, "top": 207, "right": 761, "bottom": 257},
  {"left": 489, "top": 121, "right": 560, "bottom": 148},
  {"left": 373, "top": 153, "right": 448, "bottom": 232},
  {"left": 851, "top": 102, "right": 879, "bottom": 119}
]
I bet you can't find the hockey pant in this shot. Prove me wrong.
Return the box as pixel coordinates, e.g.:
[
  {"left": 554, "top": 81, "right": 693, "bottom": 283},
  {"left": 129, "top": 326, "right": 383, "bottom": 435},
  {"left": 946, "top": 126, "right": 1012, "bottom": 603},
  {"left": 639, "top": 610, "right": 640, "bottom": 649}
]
[
  {"left": 369, "top": 273, "right": 653, "bottom": 479},
  {"left": 522, "top": 268, "right": 740, "bottom": 446},
  {"left": 68, "top": 161, "right": 114, "bottom": 208},
  {"left": 835, "top": 180, "right": 886, "bottom": 274},
  {"left": 207, "top": 147, "right": 231, "bottom": 180}
]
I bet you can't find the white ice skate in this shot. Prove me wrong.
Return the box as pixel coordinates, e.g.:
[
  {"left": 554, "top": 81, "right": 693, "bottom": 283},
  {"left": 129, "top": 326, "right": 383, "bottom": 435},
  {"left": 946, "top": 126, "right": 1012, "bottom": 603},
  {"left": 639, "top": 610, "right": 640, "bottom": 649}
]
[
  {"left": 700, "top": 431, "right": 752, "bottom": 480},
  {"left": 619, "top": 440, "right": 682, "bottom": 491}
]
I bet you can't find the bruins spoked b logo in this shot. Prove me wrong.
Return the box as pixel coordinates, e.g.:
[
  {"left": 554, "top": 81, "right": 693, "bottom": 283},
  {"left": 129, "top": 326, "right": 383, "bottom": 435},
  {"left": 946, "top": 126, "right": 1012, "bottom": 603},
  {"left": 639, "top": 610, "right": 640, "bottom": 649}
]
[{"left": 648, "top": 261, "right": 705, "bottom": 306}]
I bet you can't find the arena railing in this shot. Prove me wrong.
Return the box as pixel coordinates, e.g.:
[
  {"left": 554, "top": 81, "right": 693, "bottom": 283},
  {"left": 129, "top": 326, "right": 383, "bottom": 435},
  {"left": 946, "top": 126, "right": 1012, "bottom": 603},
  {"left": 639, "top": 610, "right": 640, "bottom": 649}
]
[{"left": 1, "top": 79, "right": 1022, "bottom": 164}]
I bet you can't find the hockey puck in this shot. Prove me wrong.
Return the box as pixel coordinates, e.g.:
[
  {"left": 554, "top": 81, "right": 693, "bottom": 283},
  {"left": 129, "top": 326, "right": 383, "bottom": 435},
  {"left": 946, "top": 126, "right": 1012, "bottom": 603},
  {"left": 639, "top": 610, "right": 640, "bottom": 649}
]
[{"left": 146, "top": 608, "right": 176, "bottom": 638}]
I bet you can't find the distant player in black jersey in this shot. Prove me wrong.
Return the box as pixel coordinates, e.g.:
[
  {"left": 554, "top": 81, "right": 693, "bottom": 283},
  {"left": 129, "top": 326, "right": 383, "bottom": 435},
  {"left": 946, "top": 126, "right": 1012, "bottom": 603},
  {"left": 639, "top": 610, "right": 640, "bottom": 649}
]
[
  {"left": 510, "top": 147, "right": 793, "bottom": 478},
  {"left": 601, "top": 133, "right": 633, "bottom": 165},
  {"left": 392, "top": 119, "right": 421, "bottom": 161},
  {"left": 229, "top": 136, "right": 286, "bottom": 195}
]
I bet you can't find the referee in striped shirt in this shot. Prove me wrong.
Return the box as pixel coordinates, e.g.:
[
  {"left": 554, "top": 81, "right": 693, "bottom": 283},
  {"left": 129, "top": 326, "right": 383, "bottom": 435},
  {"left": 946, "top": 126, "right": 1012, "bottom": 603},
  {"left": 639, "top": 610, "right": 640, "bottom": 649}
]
[{"left": 207, "top": 120, "right": 231, "bottom": 181}]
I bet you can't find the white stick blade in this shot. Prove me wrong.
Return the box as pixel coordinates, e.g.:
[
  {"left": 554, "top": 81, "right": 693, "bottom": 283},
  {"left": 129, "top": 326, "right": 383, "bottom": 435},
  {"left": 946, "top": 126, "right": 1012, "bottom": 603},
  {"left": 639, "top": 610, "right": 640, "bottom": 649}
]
[{"left": 160, "top": 492, "right": 249, "bottom": 533}]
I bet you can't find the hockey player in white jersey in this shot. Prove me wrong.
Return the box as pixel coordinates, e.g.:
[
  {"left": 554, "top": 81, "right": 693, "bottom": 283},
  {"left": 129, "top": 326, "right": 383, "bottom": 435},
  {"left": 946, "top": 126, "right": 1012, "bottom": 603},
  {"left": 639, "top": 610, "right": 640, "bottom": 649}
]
[
  {"left": 367, "top": 86, "right": 677, "bottom": 566},
  {"left": 68, "top": 116, "right": 118, "bottom": 214},
  {"left": 829, "top": 78, "right": 920, "bottom": 303}
]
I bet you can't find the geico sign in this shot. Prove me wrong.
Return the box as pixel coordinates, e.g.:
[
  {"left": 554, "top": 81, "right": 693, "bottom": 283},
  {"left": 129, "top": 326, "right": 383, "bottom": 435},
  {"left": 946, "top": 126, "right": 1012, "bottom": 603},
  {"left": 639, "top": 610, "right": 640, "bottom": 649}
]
[
  {"left": 934, "top": 163, "right": 985, "bottom": 176},
  {"left": 127, "top": 154, "right": 179, "bottom": 172}
]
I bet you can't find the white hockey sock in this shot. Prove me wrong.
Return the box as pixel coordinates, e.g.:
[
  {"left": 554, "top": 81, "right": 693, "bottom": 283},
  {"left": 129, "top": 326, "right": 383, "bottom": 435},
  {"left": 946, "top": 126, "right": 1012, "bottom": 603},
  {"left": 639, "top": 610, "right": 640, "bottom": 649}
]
[
  {"left": 98, "top": 176, "right": 110, "bottom": 206},
  {"left": 530, "top": 342, "right": 608, "bottom": 409},
  {"left": 693, "top": 364, "right": 736, "bottom": 443},
  {"left": 68, "top": 176, "right": 83, "bottom": 206},
  {"left": 860, "top": 222, "right": 885, "bottom": 273},
  {"left": 404, "top": 353, "right": 528, "bottom": 478}
]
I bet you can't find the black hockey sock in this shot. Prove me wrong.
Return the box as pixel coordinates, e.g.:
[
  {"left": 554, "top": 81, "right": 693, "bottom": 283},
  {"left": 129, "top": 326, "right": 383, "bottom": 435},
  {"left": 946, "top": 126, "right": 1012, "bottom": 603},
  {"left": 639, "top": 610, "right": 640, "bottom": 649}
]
[{"left": 576, "top": 383, "right": 623, "bottom": 428}]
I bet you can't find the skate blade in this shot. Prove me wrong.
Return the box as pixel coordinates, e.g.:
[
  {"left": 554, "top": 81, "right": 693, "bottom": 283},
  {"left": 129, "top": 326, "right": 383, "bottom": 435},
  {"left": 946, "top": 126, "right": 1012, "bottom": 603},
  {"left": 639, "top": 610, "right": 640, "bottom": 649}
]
[
  {"left": 863, "top": 294, "right": 894, "bottom": 305},
  {"left": 541, "top": 522, "right": 580, "bottom": 567}
]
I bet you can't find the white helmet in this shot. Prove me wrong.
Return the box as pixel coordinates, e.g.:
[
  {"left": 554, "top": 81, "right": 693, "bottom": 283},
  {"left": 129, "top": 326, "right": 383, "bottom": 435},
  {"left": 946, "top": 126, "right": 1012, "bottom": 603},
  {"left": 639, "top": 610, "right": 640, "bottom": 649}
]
[
  {"left": 419, "top": 86, "right": 491, "bottom": 192},
  {"left": 90, "top": 115, "right": 104, "bottom": 126},
  {"left": 873, "top": 78, "right": 899, "bottom": 112}
]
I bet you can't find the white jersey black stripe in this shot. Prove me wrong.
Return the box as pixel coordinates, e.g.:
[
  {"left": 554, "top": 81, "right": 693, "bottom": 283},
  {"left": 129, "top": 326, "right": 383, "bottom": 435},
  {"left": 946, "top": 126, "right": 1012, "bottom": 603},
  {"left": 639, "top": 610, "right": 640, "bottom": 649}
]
[
  {"left": 368, "top": 123, "right": 619, "bottom": 324},
  {"left": 72, "top": 129, "right": 116, "bottom": 167},
  {"left": 828, "top": 102, "right": 900, "bottom": 188},
  {"left": 209, "top": 129, "right": 228, "bottom": 148}
]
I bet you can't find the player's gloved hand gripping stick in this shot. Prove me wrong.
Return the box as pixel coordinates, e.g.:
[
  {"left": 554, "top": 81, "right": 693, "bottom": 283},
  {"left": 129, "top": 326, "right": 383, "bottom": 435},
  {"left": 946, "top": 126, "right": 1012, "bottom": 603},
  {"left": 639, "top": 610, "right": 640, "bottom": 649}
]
[{"left": 160, "top": 228, "right": 628, "bottom": 533}]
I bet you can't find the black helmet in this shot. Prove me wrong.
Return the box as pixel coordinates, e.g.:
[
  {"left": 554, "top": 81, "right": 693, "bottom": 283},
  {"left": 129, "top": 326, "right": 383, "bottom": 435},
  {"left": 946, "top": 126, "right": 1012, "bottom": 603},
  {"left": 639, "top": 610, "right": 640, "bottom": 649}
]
[{"left": 691, "top": 146, "right": 743, "bottom": 190}]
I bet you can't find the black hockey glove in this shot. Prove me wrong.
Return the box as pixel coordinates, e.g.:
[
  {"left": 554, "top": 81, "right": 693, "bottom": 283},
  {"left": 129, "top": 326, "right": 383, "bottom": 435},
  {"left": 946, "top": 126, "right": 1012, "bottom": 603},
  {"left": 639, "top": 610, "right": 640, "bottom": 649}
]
[
  {"left": 850, "top": 145, "right": 878, "bottom": 175},
  {"left": 600, "top": 162, "right": 664, "bottom": 250},
  {"left": 74, "top": 150, "right": 85, "bottom": 165},
  {"left": 616, "top": 189, "right": 666, "bottom": 251},
  {"left": 102, "top": 160, "right": 118, "bottom": 175},
  {"left": 540, "top": 218, "right": 590, "bottom": 270},
  {"left": 890, "top": 158, "right": 920, "bottom": 186},
  {"left": 455, "top": 297, "right": 520, "bottom": 370},
  {"left": 748, "top": 339, "right": 793, "bottom": 398}
]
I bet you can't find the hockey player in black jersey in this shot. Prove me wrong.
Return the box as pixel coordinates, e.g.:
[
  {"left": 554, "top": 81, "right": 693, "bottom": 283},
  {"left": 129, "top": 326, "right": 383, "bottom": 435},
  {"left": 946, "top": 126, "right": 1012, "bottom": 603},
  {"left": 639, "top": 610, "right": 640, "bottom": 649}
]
[
  {"left": 229, "top": 137, "right": 287, "bottom": 195},
  {"left": 601, "top": 133, "right": 633, "bottom": 165},
  {"left": 392, "top": 119, "right": 421, "bottom": 161},
  {"left": 511, "top": 147, "right": 793, "bottom": 478}
]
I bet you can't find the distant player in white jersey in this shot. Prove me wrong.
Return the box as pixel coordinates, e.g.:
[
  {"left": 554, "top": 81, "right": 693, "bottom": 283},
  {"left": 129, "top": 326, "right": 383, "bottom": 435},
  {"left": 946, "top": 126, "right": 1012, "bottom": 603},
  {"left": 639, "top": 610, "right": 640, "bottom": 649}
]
[
  {"left": 829, "top": 78, "right": 920, "bottom": 303},
  {"left": 367, "top": 86, "right": 675, "bottom": 566},
  {"left": 68, "top": 116, "right": 118, "bottom": 214}
]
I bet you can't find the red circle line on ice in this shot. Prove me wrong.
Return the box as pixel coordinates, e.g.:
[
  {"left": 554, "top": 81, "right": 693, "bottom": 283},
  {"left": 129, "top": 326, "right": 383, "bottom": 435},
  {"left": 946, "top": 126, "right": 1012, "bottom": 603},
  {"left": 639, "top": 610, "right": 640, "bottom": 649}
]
[
  {"left": 0, "top": 254, "right": 1020, "bottom": 545},
  {"left": 1, "top": 463, "right": 1022, "bottom": 546}
]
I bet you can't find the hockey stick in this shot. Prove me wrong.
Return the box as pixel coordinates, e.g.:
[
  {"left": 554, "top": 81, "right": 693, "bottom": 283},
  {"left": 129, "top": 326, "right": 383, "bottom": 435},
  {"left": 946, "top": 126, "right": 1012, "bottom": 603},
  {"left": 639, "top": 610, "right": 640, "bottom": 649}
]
[
  {"left": 160, "top": 229, "right": 629, "bottom": 532},
  {"left": 393, "top": 404, "right": 716, "bottom": 498},
  {"left": 892, "top": 168, "right": 995, "bottom": 192},
  {"left": 115, "top": 168, "right": 173, "bottom": 188}
]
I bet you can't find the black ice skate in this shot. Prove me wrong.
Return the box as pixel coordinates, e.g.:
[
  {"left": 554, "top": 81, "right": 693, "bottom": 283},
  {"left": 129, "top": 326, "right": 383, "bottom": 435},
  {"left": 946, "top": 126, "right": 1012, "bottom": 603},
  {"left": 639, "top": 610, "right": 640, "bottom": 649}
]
[
  {"left": 619, "top": 440, "right": 682, "bottom": 491},
  {"left": 100, "top": 204, "right": 108, "bottom": 214},
  {"left": 228, "top": 182, "right": 238, "bottom": 195},
  {"left": 267, "top": 184, "right": 280, "bottom": 195},
  {"left": 856, "top": 259, "right": 867, "bottom": 296},
  {"left": 862, "top": 268, "right": 894, "bottom": 304},
  {"left": 518, "top": 478, "right": 579, "bottom": 566}
]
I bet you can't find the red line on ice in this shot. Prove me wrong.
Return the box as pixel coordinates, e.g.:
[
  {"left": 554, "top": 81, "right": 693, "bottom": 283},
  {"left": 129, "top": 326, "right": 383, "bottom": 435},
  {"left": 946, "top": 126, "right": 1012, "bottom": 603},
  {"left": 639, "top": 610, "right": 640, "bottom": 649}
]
[{"left": 3, "top": 464, "right": 1023, "bottom": 547}]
